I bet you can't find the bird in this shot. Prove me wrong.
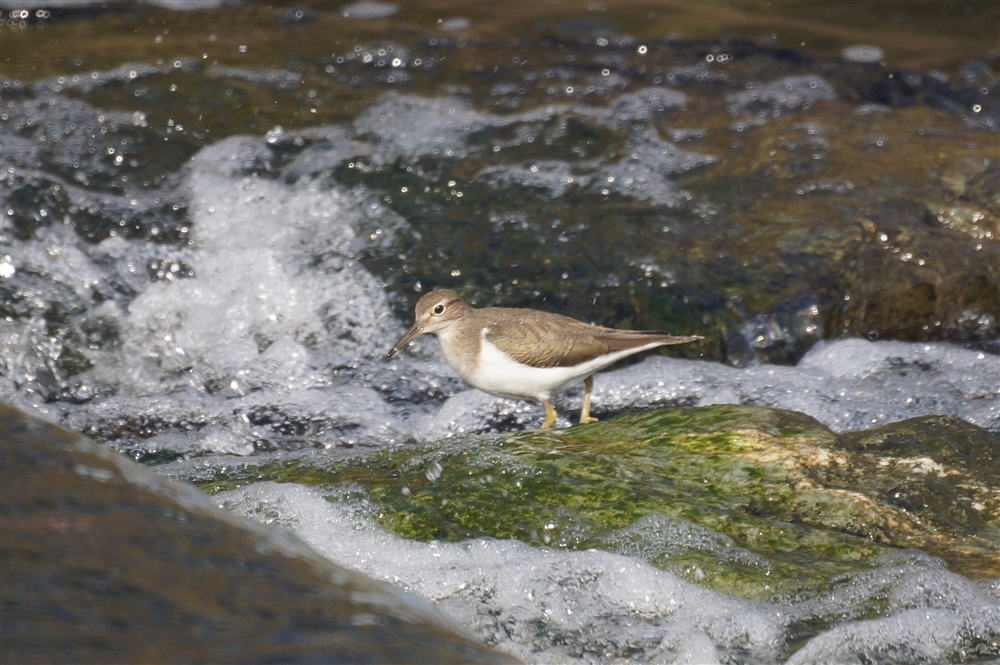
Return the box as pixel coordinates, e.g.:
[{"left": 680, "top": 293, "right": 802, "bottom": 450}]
[{"left": 386, "top": 289, "right": 702, "bottom": 428}]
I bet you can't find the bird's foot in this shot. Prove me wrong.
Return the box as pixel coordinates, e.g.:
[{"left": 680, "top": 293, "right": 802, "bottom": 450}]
[
  {"left": 540, "top": 400, "right": 558, "bottom": 429},
  {"left": 579, "top": 416, "right": 599, "bottom": 424}
]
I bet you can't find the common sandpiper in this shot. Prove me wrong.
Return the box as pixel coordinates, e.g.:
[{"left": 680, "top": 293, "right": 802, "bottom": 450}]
[{"left": 386, "top": 289, "right": 702, "bottom": 428}]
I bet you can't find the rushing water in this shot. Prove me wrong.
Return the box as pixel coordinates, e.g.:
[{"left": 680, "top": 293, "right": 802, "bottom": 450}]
[{"left": 1, "top": 1, "right": 998, "bottom": 663}]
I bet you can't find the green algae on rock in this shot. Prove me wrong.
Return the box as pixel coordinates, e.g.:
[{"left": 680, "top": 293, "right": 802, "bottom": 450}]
[{"left": 194, "top": 404, "right": 1000, "bottom": 601}]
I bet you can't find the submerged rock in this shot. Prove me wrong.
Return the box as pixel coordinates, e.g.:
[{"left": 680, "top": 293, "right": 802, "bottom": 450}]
[{"left": 0, "top": 404, "right": 517, "bottom": 664}]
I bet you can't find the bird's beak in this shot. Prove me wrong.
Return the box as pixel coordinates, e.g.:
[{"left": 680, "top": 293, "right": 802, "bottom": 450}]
[{"left": 386, "top": 324, "right": 424, "bottom": 358}]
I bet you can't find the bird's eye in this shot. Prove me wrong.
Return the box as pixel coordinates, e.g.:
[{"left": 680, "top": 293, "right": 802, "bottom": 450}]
[{"left": 433, "top": 304, "right": 445, "bottom": 315}]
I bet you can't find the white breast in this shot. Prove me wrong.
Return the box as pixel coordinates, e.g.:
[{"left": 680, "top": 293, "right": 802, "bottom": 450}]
[{"left": 463, "top": 334, "right": 665, "bottom": 402}]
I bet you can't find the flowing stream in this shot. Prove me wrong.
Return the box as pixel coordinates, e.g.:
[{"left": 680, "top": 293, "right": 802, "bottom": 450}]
[{"left": 2, "top": 2, "right": 998, "bottom": 662}]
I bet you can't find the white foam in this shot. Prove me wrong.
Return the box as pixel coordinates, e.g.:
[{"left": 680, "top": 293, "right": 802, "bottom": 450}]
[
  {"left": 421, "top": 389, "right": 557, "bottom": 438},
  {"left": 219, "top": 481, "right": 1000, "bottom": 664},
  {"left": 479, "top": 160, "right": 589, "bottom": 198},
  {"left": 602, "top": 512, "right": 771, "bottom": 573},
  {"left": 85, "top": 136, "right": 403, "bottom": 396},
  {"left": 219, "top": 481, "right": 785, "bottom": 664},
  {"left": 594, "top": 126, "right": 716, "bottom": 207},
  {"left": 477, "top": 122, "right": 713, "bottom": 206},
  {"left": 4, "top": 133, "right": 419, "bottom": 452},
  {"left": 334, "top": 89, "right": 712, "bottom": 235},
  {"left": 32, "top": 61, "right": 193, "bottom": 94},
  {"left": 789, "top": 609, "right": 963, "bottom": 664},
  {"left": 354, "top": 90, "right": 704, "bottom": 207},
  {"left": 787, "top": 552, "right": 1000, "bottom": 663},
  {"left": 728, "top": 75, "right": 838, "bottom": 113}
]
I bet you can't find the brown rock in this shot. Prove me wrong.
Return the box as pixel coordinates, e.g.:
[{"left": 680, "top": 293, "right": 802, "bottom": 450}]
[{"left": 0, "top": 404, "right": 518, "bottom": 665}]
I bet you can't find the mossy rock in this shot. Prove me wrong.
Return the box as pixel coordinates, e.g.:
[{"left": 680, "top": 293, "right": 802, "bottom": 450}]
[{"left": 199, "top": 405, "right": 1000, "bottom": 600}]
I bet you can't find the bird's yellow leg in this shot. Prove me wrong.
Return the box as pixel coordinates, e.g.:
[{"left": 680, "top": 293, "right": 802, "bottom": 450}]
[
  {"left": 540, "top": 399, "right": 558, "bottom": 429},
  {"left": 579, "top": 376, "right": 599, "bottom": 424}
]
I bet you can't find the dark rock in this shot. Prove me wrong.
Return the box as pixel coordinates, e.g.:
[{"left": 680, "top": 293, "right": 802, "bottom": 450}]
[
  {"left": 736, "top": 294, "right": 823, "bottom": 365},
  {"left": 0, "top": 403, "right": 518, "bottom": 665}
]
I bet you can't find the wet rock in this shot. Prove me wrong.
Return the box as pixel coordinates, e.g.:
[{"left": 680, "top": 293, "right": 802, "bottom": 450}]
[
  {"left": 962, "top": 166, "right": 1000, "bottom": 216},
  {"left": 840, "top": 415, "right": 1000, "bottom": 575},
  {"left": 0, "top": 403, "right": 517, "bottom": 664},
  {"left": 732, "top": 294, "right": 823, "bottom": 365},
  {"left": 824, "top": 197, "right": 999, "bottom": 345},
  {"left": 833, "top": 62, "right": 999, "bottom": 131},
  {"left": 188, "top": 404, "right": 1000, "bottom": 600}
]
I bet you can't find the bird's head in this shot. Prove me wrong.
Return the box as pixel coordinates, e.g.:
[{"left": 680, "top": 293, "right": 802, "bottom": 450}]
[{"left": 386, "top": 289, "right": 470, "bottom": 358}]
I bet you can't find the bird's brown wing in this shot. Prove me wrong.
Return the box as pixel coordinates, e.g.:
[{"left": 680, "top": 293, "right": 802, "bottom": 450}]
[
  {"left": 593, "top": 329, "right": 703, "bottom": 348},
  {"left": 483, "top": 309, "right": 699, "bottom": 369}
]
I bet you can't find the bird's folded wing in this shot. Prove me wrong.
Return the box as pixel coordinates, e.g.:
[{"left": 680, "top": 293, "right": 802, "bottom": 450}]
[
  {"left": 482, "top": 312, "right": 601, "bottom": 368},
  {"left": 484, "top": 311, "right": 684, "bottom": 368},
  {"left": 595, "top": 330, "right": 703, "bottom": 347}
]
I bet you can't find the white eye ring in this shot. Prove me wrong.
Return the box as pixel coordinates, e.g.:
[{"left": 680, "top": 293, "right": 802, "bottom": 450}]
[{"left": 433, "top": 304, "right": 445, "bottom": 315}]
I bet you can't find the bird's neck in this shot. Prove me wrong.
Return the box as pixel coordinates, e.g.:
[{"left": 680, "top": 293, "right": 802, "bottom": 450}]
[{"left": 436, "top": 321, "right": 482, "bottom": 382}]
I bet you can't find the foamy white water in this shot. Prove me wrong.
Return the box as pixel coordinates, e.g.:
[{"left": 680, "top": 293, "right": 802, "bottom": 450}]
[
  {"left": 220, "top": 481, "right": 1000, "bottom": 664},
  {"left": 4, "top": 133, "right": 417, "bottom": 445}
]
